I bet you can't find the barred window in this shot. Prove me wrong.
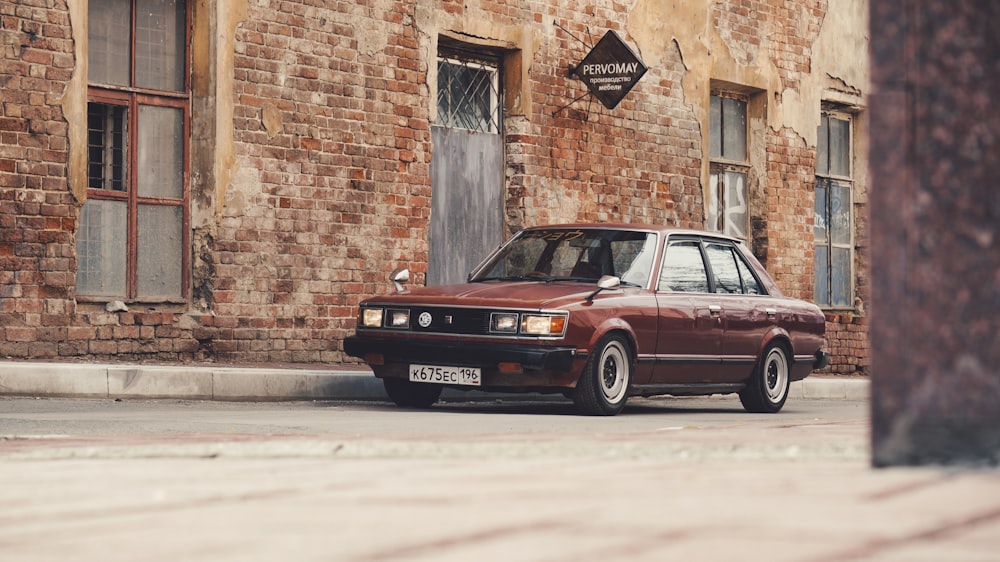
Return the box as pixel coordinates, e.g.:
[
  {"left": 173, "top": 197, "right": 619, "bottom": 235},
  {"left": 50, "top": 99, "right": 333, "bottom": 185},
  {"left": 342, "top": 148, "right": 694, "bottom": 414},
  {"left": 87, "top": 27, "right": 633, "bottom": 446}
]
[{"left": 436, "top": 55, "right": 501, "bottom": 134}]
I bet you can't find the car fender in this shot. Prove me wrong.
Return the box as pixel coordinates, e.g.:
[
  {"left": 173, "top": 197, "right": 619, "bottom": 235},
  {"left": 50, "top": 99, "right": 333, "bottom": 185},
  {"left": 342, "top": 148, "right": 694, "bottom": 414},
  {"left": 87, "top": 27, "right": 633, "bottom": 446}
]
[
  {"left": 586, "top": 317, "right": 639, "bottom": 358},
  {"left": 757, "top": 325, "right": 793, "bottom": 358}
]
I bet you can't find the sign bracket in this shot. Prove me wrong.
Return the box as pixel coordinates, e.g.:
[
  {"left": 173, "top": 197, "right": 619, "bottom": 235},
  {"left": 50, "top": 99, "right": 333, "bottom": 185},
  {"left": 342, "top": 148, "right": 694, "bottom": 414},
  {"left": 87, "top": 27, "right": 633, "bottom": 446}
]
[{"left": 553, "top": 24, "right": 648, "bottom": 116}]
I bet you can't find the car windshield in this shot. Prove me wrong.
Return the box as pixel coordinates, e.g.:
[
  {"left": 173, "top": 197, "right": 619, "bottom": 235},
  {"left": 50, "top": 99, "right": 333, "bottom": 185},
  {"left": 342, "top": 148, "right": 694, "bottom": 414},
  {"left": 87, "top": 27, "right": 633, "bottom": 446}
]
[{"left": 472, "top": 228, "right": 657, "bottom": 286}]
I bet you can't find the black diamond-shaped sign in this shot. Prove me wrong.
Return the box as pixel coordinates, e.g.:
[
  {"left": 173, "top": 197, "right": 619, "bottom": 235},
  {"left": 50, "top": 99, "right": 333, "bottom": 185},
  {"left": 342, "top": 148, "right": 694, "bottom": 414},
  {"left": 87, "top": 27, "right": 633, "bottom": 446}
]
[{"left": 572, "top": 30, "right": 648, "bottom": 109}]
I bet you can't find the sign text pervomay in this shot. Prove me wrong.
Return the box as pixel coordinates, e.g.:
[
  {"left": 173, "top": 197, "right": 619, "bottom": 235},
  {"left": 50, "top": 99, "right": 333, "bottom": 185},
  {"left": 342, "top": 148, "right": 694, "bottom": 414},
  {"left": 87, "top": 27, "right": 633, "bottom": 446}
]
[
  {"left": 571, "top": 30, "right": 648, "bottom": 109},
  {"left": 579, "top": 62, "right": 641, "bottom": 76}
]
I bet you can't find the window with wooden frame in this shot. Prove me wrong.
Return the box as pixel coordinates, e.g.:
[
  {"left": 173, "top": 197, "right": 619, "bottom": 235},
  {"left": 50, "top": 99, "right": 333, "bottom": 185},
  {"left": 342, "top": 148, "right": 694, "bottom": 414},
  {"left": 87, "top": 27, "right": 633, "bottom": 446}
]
[
  {"left": 78, "top": 0, "right": 189, "bottom": 302},
  {"left": 708, "top": 93, "right": 749, "bottom": 240},
  {"left": 814, "top": 108, "right": 854, "bottom": 308}
]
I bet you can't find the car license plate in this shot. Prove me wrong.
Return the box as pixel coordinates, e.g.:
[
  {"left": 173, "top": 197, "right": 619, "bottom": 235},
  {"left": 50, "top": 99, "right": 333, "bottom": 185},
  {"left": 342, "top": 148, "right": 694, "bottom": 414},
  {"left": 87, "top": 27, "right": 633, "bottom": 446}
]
[{"left": 409, "top": 364, "right": 481, "bottom": 386}]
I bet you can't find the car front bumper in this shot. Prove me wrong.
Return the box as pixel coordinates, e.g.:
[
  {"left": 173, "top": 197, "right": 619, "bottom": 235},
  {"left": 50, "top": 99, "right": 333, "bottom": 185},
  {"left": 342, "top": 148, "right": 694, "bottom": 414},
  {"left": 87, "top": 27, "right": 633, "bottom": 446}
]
[{"left": 343, "top": 335, "right": 578, "bottom": 372}]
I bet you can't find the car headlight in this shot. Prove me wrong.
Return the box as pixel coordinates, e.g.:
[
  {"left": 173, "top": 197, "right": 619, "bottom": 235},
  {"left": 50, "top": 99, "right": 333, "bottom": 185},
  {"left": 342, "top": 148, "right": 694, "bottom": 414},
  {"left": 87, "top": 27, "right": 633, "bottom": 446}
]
[
  {"left": 387, "top": 309, "right": 410, "bottom": 328},
  {"left": 521, "top": 314, "right": 567, "bottom": 336},
  {"left": 490, "top": 312, "right": 519, "bottom": 334},
  {"left": 361, "top": 308, "right": 384, "bottom": 328}
]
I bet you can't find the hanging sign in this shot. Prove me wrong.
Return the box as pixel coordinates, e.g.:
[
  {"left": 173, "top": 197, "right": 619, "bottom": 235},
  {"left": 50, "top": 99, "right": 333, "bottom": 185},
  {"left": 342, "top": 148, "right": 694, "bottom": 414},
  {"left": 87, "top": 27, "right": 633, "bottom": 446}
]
[{"left": 571, "top": 30, "right": 648, "bottom": 109}]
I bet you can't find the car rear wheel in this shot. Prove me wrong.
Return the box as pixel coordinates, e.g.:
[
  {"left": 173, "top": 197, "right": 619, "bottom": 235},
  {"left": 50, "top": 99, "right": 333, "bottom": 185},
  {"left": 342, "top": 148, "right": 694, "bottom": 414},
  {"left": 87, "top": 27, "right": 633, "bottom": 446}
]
[
  {"left": 739, "top": 344, "right": 790, "bottom": 413},
  {"left": 383, "top": 378, "right": 442, "bottom": 409},
  {"left": 573, "top": 334, "right": 632, "bottom": 416}
]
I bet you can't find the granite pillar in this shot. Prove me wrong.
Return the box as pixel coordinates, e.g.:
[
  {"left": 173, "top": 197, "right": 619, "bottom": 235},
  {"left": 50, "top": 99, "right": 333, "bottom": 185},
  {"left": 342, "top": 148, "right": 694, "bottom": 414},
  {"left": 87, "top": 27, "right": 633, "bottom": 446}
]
[{"left": 869, "top": 0, "right": 1000, "bottom": 466}]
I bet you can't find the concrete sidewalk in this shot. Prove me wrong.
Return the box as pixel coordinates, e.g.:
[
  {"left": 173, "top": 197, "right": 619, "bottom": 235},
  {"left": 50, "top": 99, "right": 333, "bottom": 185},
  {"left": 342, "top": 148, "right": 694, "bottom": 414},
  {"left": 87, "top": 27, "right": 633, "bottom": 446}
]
[{"left": 0, "top": 360, "right": 869, "bottom": 402}]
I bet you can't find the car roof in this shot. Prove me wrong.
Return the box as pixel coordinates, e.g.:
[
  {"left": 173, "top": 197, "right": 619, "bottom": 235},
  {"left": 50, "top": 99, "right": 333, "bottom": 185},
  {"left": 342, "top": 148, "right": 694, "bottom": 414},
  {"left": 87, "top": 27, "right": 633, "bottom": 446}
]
[{"left": 521, "top": 223, "right": 746, "bottom": 244}]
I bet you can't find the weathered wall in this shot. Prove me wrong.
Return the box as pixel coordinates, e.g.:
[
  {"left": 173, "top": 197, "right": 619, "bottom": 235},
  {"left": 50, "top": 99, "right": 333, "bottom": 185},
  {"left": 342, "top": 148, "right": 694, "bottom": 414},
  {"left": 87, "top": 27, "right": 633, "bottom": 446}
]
[
  {"left": 1, "top": 0, "right": 79, "bottom": 356},
  {"left": 0, "top": 0, "right": 869, "bottom": 371}
]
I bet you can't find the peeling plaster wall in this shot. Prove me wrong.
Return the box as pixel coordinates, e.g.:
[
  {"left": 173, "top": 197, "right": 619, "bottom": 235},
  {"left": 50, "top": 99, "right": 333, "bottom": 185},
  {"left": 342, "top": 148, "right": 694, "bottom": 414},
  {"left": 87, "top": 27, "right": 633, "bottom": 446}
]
[
  {"left": 189, "top": 0, "right": 245, "bottom": 222},
  {"left": 0, "top": 0, "right": 868, "bottom": 372},
  {"left": 414, "top": 5, "right": 538, "bottom": 121},
  {"left": 628, "top": 0, "right": 868, "bottom": 203},
  {"left": 62, "top": 0, "right": 87, "bottom": 204}
]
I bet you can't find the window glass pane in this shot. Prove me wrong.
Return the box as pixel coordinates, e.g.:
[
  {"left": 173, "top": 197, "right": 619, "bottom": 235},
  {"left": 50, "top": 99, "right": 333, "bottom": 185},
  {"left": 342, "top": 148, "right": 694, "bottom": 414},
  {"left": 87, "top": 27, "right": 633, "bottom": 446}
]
[
  {"left": 705, "top": 244, "right": 742, "bottom": 294},
  {"left": 77, "top": 200, "right": 127, "bottom": 297},
  {"left": 831, "top": 181, "right": 851, "bottom": 245},
  {"left": 829, "top": 116, "right": 850, "bottom": 177},
  {"left": 723, "top": 170, "right": 747, "bottom": 239},
  {"left": 137, "top": 204, "right": 183, "bottom": 298},
  {"left": 88, "top": 0, "right": 131, "bottom": 86},
  {"left": 138, "top": 105, "right": 184, "bottom": 199},
  {"left": 832, "top": 247, "right": 852, "bottom": 307},
  {"left": 135, "top": 0, "right": 187, "bottom": 91},
  {"left": 817, "top": 114, "right": 829, "bottom": 175},
  {"left": 814, "top": 180, "right": 828, "bottom": 242},
  {"left": 549, "top": 241, "right": 582, "bottom": 277},
  {"left": 87, "top": 103, "right": 128, "bottom": 191},
  {"left": 659, "top": 242, "right": 709, "bottom": 293},
  {"left": 734, "top": 251, "right": 764, "bottom": 295},
  {"left": 722, "top": 97, "right": 747, "bottom": 161},
  {"left": 707, "top": 171, "right": 720, "bottom": 232},
  {"left": 709, "top": 95, "right": 722, "bottom": 158},
  {"left": 482, "top": 237, "right": 544, "bottom": 278},
  {"left": 814, "top": 245, "right": 830, "bottom": 306},
  {"left": 437, "top": 58, "right": 499, "bottom": 133}
]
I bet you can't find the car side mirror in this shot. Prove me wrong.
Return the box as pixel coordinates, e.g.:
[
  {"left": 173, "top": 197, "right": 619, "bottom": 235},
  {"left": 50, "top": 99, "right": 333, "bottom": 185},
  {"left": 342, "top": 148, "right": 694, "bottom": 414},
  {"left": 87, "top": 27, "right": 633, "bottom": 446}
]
[
  {"left": 586, "top": 275, "right": 621, "bottom": 301},
  {"left": 390, "top": 268, "right": 409, "bottom": 293}
]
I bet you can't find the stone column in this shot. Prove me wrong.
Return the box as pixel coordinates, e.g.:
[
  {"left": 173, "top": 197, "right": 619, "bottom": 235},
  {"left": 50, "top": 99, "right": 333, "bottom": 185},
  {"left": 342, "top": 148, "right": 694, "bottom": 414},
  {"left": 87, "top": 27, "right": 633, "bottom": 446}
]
[{"left": 869, "top": 1, "right": 1000, "bottom": 466}]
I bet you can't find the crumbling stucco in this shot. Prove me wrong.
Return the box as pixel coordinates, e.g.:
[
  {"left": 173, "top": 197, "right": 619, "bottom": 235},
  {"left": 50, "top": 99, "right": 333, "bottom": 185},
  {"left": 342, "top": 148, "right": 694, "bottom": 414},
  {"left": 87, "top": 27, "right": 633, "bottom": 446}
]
[
  {"left": 61, "top": 0, "right": 87, "bottom": 204},
  {"left": 414, "top": 4, "right": 539, "bottom": 121},
  {"left": 628, "top": 0, "right": 868, "bottom": 193},
  {"left": 189, "top": 0, "right": 247, "bottom": 224}
]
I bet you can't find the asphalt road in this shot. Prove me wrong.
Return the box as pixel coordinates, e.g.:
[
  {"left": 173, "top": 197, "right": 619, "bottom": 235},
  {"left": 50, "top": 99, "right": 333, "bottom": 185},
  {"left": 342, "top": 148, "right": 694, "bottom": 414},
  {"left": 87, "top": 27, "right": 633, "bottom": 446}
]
[
  {"left": 1, "top": 394, "right": 865, "bottom": 438},
  {"left": 2, "top": 396, "right": 998, "bottom": 562}
]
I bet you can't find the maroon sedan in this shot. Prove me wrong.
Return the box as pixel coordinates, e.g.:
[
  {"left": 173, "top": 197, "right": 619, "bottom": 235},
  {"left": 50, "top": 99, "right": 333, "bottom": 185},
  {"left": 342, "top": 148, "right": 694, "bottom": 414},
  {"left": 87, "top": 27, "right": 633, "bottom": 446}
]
[{"left": 344, "top": 224, "right": 829, "bottom": 415}]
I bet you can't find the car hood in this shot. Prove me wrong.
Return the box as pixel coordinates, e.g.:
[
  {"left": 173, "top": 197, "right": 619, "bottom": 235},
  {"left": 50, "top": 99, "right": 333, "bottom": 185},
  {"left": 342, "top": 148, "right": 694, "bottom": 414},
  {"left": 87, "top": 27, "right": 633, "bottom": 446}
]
[{"left": 362, "top": 281, "right": 605, "bottom": 310}]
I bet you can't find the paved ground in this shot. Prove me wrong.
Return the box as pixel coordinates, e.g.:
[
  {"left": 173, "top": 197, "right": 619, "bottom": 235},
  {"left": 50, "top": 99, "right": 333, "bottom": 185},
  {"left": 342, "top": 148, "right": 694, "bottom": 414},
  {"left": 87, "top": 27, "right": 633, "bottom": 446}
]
[{"left": 1, "top": 396, "right": 998, "bottom": 561}]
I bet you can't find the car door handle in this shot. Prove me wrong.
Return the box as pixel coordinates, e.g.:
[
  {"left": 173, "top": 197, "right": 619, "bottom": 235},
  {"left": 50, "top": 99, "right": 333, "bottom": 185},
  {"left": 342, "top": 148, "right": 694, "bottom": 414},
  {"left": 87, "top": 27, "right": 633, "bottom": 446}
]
[
  {"left": 709, "top": 305, "right": 722, "bottom": 315},
  {"left": 765, "top": 307, "right": 777, "bottom": 318}
]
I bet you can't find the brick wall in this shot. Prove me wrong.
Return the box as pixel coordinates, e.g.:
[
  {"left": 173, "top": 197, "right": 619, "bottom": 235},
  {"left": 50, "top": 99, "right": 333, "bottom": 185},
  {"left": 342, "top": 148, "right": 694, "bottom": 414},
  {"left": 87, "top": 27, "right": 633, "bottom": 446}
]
[
  {"left": 0, "top": 0, "right": 869, "bottom": 374},
  {"left": 1, "top": 0, "right": 78, "bottom": 358},
  {"left": 513, "top": 7, "right": 703, "bottom": 231}
]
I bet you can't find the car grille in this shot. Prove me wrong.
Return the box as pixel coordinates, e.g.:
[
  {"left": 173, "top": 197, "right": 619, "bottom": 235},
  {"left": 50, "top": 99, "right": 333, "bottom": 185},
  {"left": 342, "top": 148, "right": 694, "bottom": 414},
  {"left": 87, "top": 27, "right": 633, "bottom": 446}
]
[{"left": 407, "top": 306, "right": 491, "bottom": 335}]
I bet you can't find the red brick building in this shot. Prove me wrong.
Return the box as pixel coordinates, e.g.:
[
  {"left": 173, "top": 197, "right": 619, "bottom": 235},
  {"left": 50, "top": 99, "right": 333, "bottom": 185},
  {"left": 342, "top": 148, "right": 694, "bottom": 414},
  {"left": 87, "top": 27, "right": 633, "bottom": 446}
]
[{"left": 0, "top": 0, "right": 868, "bottom": 375}]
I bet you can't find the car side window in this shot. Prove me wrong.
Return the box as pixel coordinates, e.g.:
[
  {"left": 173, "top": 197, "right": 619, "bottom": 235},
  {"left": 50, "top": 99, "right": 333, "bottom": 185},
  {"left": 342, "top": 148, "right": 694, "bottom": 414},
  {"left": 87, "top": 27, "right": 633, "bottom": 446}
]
[
  {"left": 705, "top": 243, "right": 743, "bottom": 294},
  {"left": 658, "top": 241, "right": 709, "bottom": 293},
  {"left": 734, "top": 249, "right": 765, "bottom": 295}
]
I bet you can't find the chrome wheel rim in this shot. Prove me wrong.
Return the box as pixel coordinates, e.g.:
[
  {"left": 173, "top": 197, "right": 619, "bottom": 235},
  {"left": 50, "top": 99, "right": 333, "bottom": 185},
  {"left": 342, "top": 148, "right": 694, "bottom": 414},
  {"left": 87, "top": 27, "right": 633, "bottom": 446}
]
[
  {"left": 600, "top": 341, "right": 629, "bottom": 404},
  {"left": 764, "top": 348, "right": 789, "bottom": 402}
]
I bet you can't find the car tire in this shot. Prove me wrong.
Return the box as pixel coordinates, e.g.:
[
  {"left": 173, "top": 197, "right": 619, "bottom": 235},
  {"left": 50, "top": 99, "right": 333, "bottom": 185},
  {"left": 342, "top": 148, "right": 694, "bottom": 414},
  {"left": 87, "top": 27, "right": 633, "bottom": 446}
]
[
  {"left": 383, "top": 378, "right": 442, "bottom": 409},
  {"left": 573, "top": 334, "right": 632, "bottom": 416},
  {"left": 739, "top": 343, "right": 790, "bottom": 413}
]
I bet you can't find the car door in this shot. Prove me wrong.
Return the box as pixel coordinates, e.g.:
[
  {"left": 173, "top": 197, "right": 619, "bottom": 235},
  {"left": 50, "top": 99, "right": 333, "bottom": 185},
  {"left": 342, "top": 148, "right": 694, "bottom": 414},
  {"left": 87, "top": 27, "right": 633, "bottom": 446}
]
[
  {"left": 703, "top": 241, "right": 773, "bottom": 382},
  {"left": 651, "top": 238, "right": 724, "bottom": 384}
]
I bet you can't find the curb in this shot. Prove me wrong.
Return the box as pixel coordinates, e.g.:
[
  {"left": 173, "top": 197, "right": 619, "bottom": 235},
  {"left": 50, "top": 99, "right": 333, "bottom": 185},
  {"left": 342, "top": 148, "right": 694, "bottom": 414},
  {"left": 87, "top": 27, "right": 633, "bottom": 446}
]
[{"left": 0, "top": 361, "right": 868, "bottom": 402}]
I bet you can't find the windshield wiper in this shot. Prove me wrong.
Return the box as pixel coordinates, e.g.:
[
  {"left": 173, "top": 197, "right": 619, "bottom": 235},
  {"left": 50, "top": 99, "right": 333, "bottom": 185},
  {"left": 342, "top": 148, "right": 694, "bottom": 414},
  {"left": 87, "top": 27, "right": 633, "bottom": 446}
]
[
  {"left": 548, "top": 277, "right": 643, "bottom": 287},
  {"left": 471, "top": 274, "right": 555, "bottom": 282}
]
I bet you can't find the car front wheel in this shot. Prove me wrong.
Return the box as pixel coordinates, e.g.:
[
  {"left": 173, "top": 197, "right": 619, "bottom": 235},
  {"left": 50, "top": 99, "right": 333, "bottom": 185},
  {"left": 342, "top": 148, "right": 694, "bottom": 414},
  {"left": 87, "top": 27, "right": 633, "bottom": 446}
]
[
  {"left": 573, "top": 334, "right": 632, "bottom": 416},
  {"left": 739, "top": 344, "right": 790, "bottom": 413},
  {"left": 383, "top": 378, "right": 442, "bottom": 409}
]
